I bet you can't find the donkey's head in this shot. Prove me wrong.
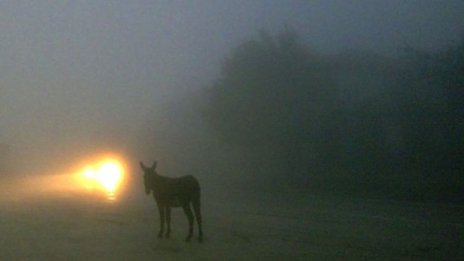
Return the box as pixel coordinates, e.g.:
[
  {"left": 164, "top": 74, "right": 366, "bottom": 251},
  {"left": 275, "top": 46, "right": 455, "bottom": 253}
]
[{"left": 139, "top": 161, "right": 157, "bottom": 195}]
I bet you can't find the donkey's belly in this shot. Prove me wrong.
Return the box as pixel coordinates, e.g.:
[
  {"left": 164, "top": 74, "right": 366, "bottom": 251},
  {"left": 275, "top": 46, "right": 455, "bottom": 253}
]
[{"left": 167, "top": 197, "right": 182, "bottom": 207}]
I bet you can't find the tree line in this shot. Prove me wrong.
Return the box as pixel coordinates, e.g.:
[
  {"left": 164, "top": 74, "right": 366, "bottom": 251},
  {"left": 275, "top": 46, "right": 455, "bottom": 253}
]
[{"left": 202, "top": 29, "right": 464, "bottom": 201}]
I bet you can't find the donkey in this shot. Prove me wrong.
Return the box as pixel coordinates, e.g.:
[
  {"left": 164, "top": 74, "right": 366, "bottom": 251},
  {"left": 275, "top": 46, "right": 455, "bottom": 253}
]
[{"left": 140, "top": 161, "right": 203, "bottom": 242}]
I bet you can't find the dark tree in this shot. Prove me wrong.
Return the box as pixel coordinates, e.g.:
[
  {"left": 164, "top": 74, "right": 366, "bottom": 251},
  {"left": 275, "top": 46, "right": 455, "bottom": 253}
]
[
  {"left": 203, "top": 29, "right": 463, "bottom": 201},
  {"left": 205, "top": 30, "right": 337, "bottom": 184}
]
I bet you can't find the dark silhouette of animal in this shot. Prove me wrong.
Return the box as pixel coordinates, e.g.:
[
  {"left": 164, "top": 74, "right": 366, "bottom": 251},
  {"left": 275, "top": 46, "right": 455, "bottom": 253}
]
[{"left": 140, "top": 161, "right": 203, "bottom": 242}]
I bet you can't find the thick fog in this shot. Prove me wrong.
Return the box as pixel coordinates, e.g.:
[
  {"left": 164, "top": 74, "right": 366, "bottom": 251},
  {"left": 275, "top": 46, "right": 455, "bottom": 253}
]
[
  {"left": 1, "top": 1, "right": 463, "bottom": 186},
  {"left": 2, "top": 1, "right": 464, "bottom": 259}
]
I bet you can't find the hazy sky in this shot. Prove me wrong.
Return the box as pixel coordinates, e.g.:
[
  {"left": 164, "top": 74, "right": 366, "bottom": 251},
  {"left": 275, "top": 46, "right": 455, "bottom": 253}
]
[{"left": 1, "top": 0, "right": 463, "bottom": 172}]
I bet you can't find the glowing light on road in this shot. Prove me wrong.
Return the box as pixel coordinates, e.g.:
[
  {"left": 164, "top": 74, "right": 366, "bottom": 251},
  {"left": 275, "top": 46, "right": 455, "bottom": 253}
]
[
  {"left": 96, "top": 161, "right": 123, "bottom": 192},
  {"left": 79, "top": 158, "right": 125, "bottom": 201}
]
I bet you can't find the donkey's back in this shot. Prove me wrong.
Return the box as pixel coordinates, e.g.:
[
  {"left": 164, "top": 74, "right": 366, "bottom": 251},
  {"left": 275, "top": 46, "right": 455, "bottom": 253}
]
[{"left": 154, "top": 175, "right": 200, "bottom": 207}]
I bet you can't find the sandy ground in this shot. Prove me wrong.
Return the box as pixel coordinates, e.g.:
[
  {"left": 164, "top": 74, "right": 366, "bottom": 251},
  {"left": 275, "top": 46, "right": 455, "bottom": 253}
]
[{"left": 0, "top": 175, "right": 463, "bottom": 260}]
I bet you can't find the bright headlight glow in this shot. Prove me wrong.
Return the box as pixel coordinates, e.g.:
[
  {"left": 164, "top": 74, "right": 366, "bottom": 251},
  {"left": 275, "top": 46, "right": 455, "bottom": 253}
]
[
  {"left": 96, "top": 161, "right": 122, "bottom": 192},
  {"left": 79, "top": 158, "right": 125, "bottom": 200}
]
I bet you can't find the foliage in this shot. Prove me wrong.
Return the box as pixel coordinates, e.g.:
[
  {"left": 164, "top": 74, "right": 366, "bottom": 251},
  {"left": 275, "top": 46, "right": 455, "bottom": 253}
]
[
  {"left": 203, "top": 30, "right": 464, "bottom": 201},
  {"left": 205, "top": 30, "right": 340, "bottom": 183},
  {"left": 397, "top": 38, "right": 464, "bottom": 176},
  {"left": 208, "top": 30, "right": 333, "bottom": 146}
]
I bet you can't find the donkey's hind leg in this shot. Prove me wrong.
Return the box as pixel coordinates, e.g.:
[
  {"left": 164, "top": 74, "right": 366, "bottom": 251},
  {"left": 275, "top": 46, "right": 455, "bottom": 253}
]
[
  {"left": 182, "top": 204, "right": 194, "bottom": 242},
  {"left": 192, "top": 196, "right": 203, "bottom": 242}
]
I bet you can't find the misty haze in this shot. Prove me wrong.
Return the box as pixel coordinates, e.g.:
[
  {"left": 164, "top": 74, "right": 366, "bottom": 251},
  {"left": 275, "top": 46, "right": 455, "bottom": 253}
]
[{"left": 1, "top": 1, "right": 463, "bottom": 260}]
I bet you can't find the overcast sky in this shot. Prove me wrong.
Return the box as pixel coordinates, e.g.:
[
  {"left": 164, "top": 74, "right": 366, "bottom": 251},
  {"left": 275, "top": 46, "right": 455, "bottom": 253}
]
[{"left": 1, "top": 0, "right": 463, "bottom": 172}]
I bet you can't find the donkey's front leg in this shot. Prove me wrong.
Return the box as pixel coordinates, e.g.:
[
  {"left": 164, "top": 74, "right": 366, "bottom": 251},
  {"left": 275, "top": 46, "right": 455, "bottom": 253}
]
[
  {"left": 157, "top": 204, "right": 165, "bottom": 238},
  {"left": 165, "top": 207, "right": 171, "bottom": 238}
]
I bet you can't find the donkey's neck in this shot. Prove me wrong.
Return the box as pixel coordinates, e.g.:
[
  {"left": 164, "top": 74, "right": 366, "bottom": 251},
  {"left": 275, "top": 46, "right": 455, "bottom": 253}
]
[{"left": 151, "top": 172, "right": 165, "bottom": 182}]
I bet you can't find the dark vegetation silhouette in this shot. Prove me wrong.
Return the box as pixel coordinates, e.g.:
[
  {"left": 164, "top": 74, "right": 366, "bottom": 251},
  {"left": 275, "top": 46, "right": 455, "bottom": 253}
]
[
  {"left": 140, "top": 161, "right": 203, "bottom": 242},
  {"left": 202, "top": 29, "right": 464, "bottom": 202}
]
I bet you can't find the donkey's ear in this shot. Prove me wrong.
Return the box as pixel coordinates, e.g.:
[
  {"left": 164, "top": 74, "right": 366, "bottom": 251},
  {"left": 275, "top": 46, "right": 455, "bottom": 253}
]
[
  {"left": 151, "top": 161, "right": 157, "bottom": 170},
  {"left": 139, "top": 161, "right": 147, "bottom": 171}
]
